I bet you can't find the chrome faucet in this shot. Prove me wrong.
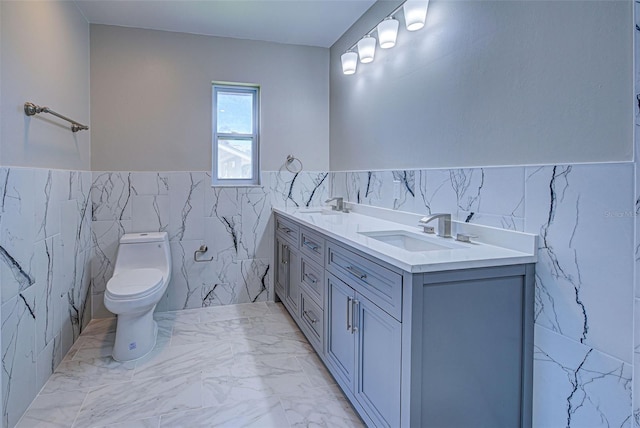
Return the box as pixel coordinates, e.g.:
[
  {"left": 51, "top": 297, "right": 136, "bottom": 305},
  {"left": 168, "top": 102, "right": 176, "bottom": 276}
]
[
  {"left": 418, "top": 213, "right": 452, "bottom": 238},
  {"left": 325, "top": 197, "right": 344, "bottom": 212}
]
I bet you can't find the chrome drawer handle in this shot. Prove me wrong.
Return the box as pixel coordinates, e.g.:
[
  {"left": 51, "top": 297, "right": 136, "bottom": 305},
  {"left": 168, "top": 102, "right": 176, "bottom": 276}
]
[
  {"left": 351, "top": 299, "right": 359, "bottom": 333},
  {"left": 303, "top": 240, "right": 320, "bottom": 251},
  {"left": 304, "top": 273, "right": 318, "bottom": 284},
  {"left": 345, "top": 265, "right": 367, "bottom": 280},
  {"left": 303, "top": 310, "right": 318, "bottom": 325},
  {"left": 279, "top": 226, "right": 293, "bottom": 234}
]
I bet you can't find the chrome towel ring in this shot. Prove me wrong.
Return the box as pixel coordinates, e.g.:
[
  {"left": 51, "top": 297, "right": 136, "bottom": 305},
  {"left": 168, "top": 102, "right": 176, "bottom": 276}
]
[{"left": 285, "top": 155, "right": 303, "bottom": 173}]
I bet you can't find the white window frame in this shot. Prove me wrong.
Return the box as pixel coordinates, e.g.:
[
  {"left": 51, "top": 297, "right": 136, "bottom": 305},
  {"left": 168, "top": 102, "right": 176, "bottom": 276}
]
[{"left": 212, "top": 82, "right": 260, "bottom": 186}]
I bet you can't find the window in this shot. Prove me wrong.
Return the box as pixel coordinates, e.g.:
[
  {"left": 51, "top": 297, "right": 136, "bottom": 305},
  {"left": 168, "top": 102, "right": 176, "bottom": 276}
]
[{"left": 212, "top": 83, "right": 260, "bottom": 186}]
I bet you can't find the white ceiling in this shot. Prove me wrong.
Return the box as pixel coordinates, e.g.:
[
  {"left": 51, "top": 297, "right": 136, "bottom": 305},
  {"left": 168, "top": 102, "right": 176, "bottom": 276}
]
[{"left": 74, "top": 0, "right": 377, "bottom": 48}]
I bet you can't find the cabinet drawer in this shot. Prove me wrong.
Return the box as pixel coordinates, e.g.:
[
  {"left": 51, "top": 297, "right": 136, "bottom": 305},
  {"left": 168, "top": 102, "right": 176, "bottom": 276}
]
[
  {"left": 300, "top": 291, "right": 323, "bottom": 353},
  {"left": 275, "top": 215, "right": 299, "bottom": 246},
  {"left": 300, "top": 227, "right": 325, "bottom": 265},
  {"left": 300, "top": 257, "right": 324, "bottom": 307},
  {"left": 327, "top": 242, "right": 402, "bottom": 321}
]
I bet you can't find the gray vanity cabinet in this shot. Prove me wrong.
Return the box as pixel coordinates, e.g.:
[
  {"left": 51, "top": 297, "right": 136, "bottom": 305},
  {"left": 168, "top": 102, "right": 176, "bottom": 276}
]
[
  {"left": 284, "top": 250, "right": 301, "bottom": 314},
  {"left": 355, "top": 293, "right": 402, "bottom": 428},
  {"left": 326, "top": 274, "right": 357, "bottom": 387},
  {"left": 299, "top": 227, "right": 325, "bottom": 307},
  {"left": 326, "top": 273, "right": 402, "bottom": 428},
  {"left": 276, "top": 221, "right": 326, "bottom": 352},
  {"left": 274, "top": 235, "right": 287, "bottom": 298},
  {"left": 275, "top": 234, "right": 300, "bottom": 317},
  {"left": 299, "top": 290, "right": 323, "bottom": 352},
  {"left": 275, "top": 211, "right": 303, "bottom": 317},
  {"left": 323, "top": 234, "right": 407, "bottom": 426},
  {"left": 415, "top": 266, "right": 534, "bottom": 428},
  {"left": 273, "top": 213, "right": 534, "bottom": 428}
]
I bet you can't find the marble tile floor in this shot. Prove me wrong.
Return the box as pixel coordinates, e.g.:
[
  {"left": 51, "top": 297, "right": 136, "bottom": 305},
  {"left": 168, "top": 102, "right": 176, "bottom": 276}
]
[{"left": 15, "top": 302, "right": 364, "bottom": 428}]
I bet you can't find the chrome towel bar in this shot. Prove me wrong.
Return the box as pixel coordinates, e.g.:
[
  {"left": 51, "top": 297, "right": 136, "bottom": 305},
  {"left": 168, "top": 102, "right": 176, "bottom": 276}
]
[{"left": 24, "top": 102, "right": 89, "bottom": 133}]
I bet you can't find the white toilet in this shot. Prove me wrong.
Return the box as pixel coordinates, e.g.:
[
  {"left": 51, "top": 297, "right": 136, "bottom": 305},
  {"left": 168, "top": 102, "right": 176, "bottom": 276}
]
[{"left": 104, "top": 232, "right": 172, "bottom": 362}]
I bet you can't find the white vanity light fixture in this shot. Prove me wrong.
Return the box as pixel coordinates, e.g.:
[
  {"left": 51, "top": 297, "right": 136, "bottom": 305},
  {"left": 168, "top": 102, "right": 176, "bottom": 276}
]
[
  {"left": 403, "top": 0, "right": 429, "bottom": 31},
  {"left": 377, "top": 17, "right": 399, "bottom": 49},
  {"left": 340, "top": 0, "right": 429, "bottom": 75},
  {"left": 341, "top": 51, "right": 358, "bottom": 75},
  {"left": 357, "top": 35, "right": 377, "bottom": 63}
]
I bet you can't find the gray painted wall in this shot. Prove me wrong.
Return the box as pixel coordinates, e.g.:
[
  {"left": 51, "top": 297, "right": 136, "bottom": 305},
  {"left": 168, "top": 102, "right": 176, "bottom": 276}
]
[
  {"left": 1, "top": 1, "right": 90, "bottom": 170},
  {"left": 330, "top": 0, "right": 633, "bottom": 171},
  {"left": 90, "top": 25, "right": 330, "bottom": 172}
]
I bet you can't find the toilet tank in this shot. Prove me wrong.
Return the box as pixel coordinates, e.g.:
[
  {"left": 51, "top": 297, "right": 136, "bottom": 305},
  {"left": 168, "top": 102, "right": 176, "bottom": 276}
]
[{"left": 114, "top": 232, "right": 171, "bottom": 275}]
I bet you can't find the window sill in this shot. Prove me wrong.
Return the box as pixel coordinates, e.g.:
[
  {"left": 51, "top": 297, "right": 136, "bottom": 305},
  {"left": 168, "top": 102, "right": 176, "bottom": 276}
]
[{"left": 211, "top": 184, "right": 263, "bottom": 188}]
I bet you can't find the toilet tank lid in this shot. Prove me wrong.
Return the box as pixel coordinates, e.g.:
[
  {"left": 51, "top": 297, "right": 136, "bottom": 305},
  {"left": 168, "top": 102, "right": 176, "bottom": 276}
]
[{"left": 120, "top": 232, "right": 168, "bottom": 244}]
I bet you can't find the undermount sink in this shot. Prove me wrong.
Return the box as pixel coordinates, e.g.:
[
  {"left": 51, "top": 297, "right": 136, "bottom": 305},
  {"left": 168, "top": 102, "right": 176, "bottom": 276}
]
[
  {"left": 359, "top": 230, "right": 467, "bottom": 252},
  {"left": 296, "top": 208, "right": 341, "bottom": 216}
]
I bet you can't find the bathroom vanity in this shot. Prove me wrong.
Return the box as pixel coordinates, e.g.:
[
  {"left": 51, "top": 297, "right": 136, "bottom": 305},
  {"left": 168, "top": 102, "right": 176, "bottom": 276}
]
[{"left": 273, "top": 205, "right": 536, "bottom": 428}]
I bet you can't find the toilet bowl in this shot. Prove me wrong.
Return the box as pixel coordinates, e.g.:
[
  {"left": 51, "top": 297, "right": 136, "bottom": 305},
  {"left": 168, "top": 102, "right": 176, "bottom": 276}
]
[{"left": 104, "top": 232, "right": 171, "bottom": 361}]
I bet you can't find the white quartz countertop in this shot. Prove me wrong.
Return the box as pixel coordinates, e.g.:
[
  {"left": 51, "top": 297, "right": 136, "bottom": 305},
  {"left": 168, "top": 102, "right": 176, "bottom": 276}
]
[{"left": 273, "top": 205, "right": 537, "bottom": 274}]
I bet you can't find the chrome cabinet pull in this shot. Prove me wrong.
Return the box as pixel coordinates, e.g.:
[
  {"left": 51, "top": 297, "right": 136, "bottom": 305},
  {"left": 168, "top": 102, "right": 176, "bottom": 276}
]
[
  {"left": 346, "top": 296, "right": 352, "bottom": 332},
  {"left": 281, "top": 245, "right": 289, "bottom": 265},
  {"left": 345, "top": 265, "right": 367, "bottom": 280},
  {"left": 303, "top": 309, "right": 318, "bottom": 325},
  {"left": 304, "top": 273, "right": 318, "bottom": 284},
  {"left": 352, "top": 299, "right": 359, "bottom": 333},
  {"left": 303, "top": 240, "right": 320, "bottom": 252},
  {"left": 279, "top": 226, "right": 293, "bottom": 234}
]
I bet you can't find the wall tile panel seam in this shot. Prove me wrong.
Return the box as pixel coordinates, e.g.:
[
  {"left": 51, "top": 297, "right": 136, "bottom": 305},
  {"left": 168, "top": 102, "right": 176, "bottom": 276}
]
[
  {"left": 536, "top": 323, "right": 632, "bottom": 366},
  {"left": 327, "top": 161, "right": 635, "bottom": 174}
]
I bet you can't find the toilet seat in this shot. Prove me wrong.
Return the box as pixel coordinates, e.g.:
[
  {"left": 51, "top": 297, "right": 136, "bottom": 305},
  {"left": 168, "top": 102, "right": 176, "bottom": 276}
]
[{"left": 106, "top": 268, "right": 164, "bottom": 300}]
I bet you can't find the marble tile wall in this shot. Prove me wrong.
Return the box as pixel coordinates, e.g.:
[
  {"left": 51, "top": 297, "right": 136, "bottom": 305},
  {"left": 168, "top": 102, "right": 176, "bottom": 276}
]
[
  {"left": 90, "top": 170, "right": 331, "bottom": 316},
  {"left": 633, "top": 4, "right": 640, "bottom": 427},
  {"left": 0, "top": 167, "right": 93, "bottom": 427},
  {"left": 0, "top": 161, "right": 629, "bottom": 428},
  {"left": 331, "top": 168, "right": 526, "bottom": 231},
  {"left": 332, "top": 163, "right": 636, "bottom": 426},
  {"left": 90, "top": 164, "right": 636, "bottom": 426}
]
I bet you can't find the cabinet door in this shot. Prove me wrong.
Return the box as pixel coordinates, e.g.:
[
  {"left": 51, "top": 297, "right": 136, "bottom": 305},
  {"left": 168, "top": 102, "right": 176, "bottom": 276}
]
[
  {"left": 355, "top": 295, "right": 402, "bottom": 428},
  {"left": 285, "top": 246, "right": 301, "bottom": 314},
  {"left": 275, "top": 236, "right": 289, "bottom": 300},
  {"left": 421, "top": 276, "right": 524, "bottom": 427},
  {"left": 326, "top": 274, "right": 356, "bottom": 391}
]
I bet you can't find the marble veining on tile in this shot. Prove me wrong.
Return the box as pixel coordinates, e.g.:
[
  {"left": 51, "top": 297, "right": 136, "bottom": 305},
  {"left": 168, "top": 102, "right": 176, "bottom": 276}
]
[
  {"left": 15, "top": 390, "right": 87, "bottom": 428},
  {"left": 159, "top": 395, "right": 289, "bottom": 428},
  {"left": 92, "top": 171, "right": 308, "bottom": 313},
  {"left": 279, "top": 384, "right": 364, "bottom": 428},
  {"left": 1, "top": 168, "right": 92, "bottom": 427},
  {"left": 533, "top": 325, "right": 632, "bottom": 428},
  {"left": 74, "top": 371, "right": 203, "bottom": 427},
  {"left": 632, "top": 6, "right": 640, "bottom": 425},
  {"left": 5, "top": 157, "right": 634, "bottom": 427},
  {"left": 334, "top": 162, "right": 635, "bottom": 426},
  {"left": 526, "top": 164, "right": 634, "bottom": 364},
  {"left": 15, "top": 302, "right": 361, "bottom": 428}
]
